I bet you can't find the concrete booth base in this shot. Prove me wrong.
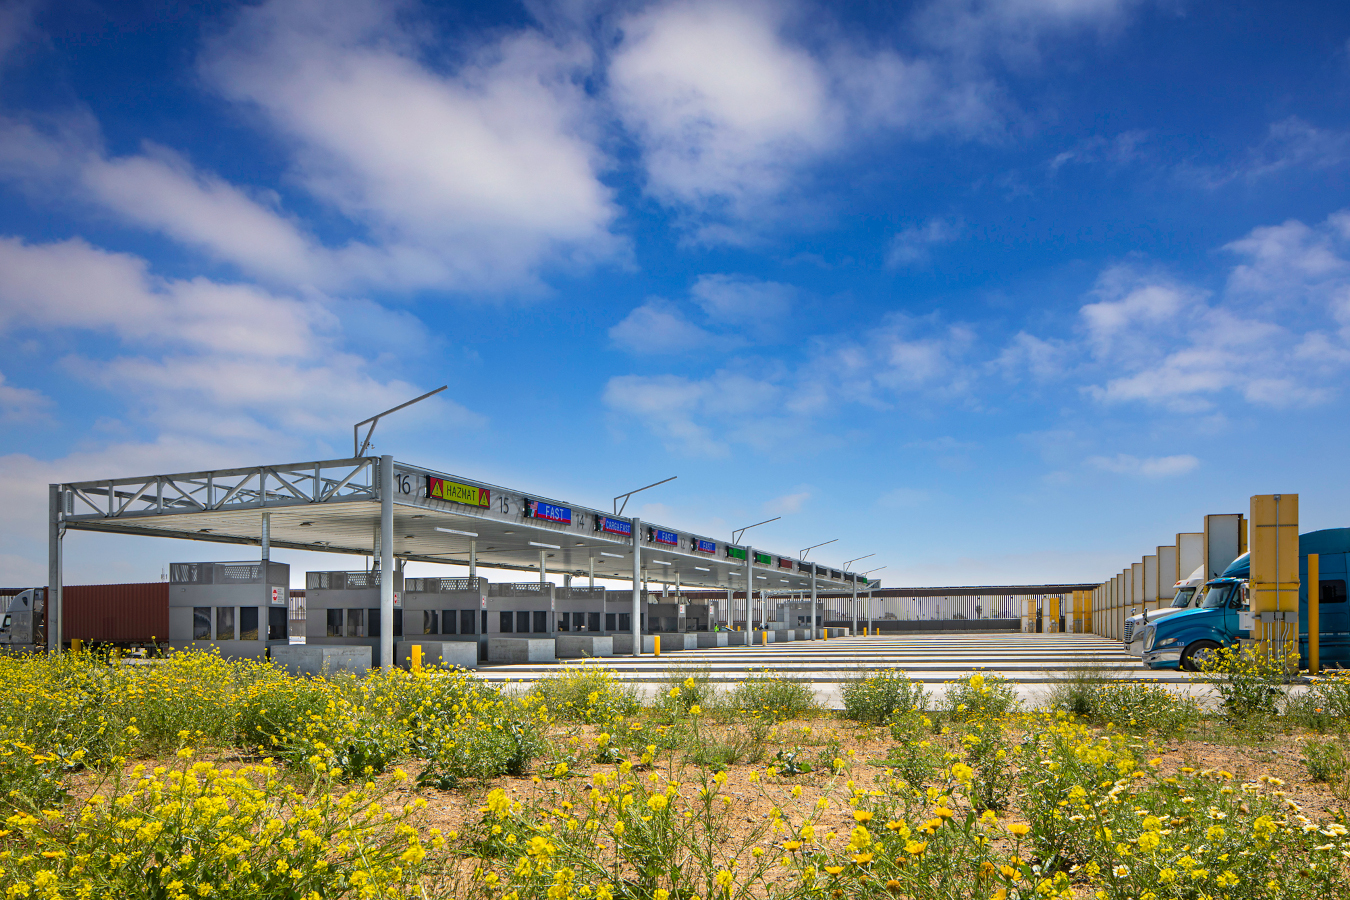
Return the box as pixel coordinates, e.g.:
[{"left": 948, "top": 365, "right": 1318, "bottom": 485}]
[
  {"left": 554, "top": 635, "right": 614, "bottom": 658},
  {"left": 697, "top": 632, "right": 729, "bottom": 648},
  {"left": 655, "top": 633, "right": 698, "bottom": 651},
  {"left": 270, "top": 644, "right": 371, "bottom": 677},
  {"left": 724, "top": 630, "right": 750, "bottom": 646},
  {"left": 772, "top": 629, "right": 795, "bottom": 642},
  {"left": 397, "top": 640, "right": 478, "bottom": 670},
  {"left": 488, "top": 637, "right": 556, "bottom": 663},
  {"left": 610, "top": 633, "right": 657, "bottom": 654}
]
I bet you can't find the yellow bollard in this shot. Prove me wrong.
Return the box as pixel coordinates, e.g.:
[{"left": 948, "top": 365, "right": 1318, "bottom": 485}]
[
  {"left": 761, "top": 630, "right": 767, "bottom": 646},
  {"left": 823, "top": 628, "right": 829, "bottom": 640},
  {"left": 654, "top": 635, "right": 660, "bottom": 657},
  {"left": 1309, "top": 553, "right": 1320, "bottom": 674},
  {"left": 411, "top": 644, "right": 423, "bottom": 673},
  {"left": 70, "top": 638, "right": 83, "bottom": 653}
]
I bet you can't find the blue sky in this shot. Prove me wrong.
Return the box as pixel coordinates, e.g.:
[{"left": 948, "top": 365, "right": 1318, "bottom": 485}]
[{"left": 2, "top": 0, "right": 1350, "bottom": 589}]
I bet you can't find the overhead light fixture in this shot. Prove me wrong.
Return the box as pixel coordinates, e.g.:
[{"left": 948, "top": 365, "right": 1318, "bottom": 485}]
[
  {"left": 503, "top": 530, "right": 515, "bottom": 534},
  {"left": 299, "top": 522, "right": 313, "bottom": 527},
  {"left": 529, "top": 541, "right": 560, "bottom": 549},
  {"left": 435, "top": 527, "right": 478, "bottom": 537},
  {"left": 756, "top": 575, "right": 767, "bottom": 580},
  {"left": 198, "top": 528, "right": 212, "bottom": 533},
  {"left": 575, "top": 542, "right": 585, "bottom": 546},
  {"left": 650, "top": 560, "right": 671, "bottom": 566},
  {"left": 411, "top": 514, "right": 425, "bottom": 519},
  {"left": 404, "top": 535, "right": 415, "bottom": 539},
  {"left": 694, "top": 567, "right": 710, "bottom": 572},
  {"left": 600, "top": 552, "right": 624, "bottom": 559}
]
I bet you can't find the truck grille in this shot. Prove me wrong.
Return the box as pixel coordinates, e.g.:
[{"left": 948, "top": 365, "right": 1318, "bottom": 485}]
[{"left": 1123, "top": 620, "right": 1134, "bottom": 643}]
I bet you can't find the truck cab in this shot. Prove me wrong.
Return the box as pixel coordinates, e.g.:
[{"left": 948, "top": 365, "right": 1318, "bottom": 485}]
[
  {"left": 1124, "top": 564, "right": 1205, "bottom": 656},
  {"left": 0, "top": 588, "right": 41, "bottom": 646},
  {"left": 1142, "top": 527, "right": 1350, "bottom": 670}
]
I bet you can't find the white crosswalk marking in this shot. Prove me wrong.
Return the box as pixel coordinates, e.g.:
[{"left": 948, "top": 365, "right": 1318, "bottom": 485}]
[{"left": 473, "top": 633, "right": 1188, "bottom": 706}]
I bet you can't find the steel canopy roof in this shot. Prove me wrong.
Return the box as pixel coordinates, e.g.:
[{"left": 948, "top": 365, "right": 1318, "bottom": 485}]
[{"left": 55, "top": 456, "right": 864, "bottom": 592}]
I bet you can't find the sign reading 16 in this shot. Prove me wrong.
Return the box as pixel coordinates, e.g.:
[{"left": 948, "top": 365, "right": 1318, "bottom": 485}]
[{"left": 395, "top": 474, "right": 411, "bottom": 494}]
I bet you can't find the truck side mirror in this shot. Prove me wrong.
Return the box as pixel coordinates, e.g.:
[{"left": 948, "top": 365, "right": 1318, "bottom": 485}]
[{"left": 1239, "top": 584, "right": 1250, "bottom": 609}]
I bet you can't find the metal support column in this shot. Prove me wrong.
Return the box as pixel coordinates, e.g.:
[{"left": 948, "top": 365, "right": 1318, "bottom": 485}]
[
  {"left": 379, "top": 456, "right": 394, "bottom": 672},
  {"left": 810, "top": 564, "right": 818, "bottom": 640},
  {"left": 47, "top": 484, "right": 63, "bottom": 654},
  {"left": 746, "top": 547, "right": 755, "bottom": 630},
  {"left": 589, "top": 557, "right": 595, "bottom": 590},
  {"left": 630, "top": 517, "right": 642, "bottom": 657},
  {"left": 469, "top": 540, "right": 477, "bottom": 580},
  {"left": 851, "top": 577, "right": 858, "bottom": 636},
  {"left": 261, "top": 511, "right": 271, "bottom": 625}
]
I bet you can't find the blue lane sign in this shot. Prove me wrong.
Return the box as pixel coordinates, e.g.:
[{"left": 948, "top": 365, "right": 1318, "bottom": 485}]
[
  {"left": 695, "top": 539, "right": 716, "bottom": 554},
  {"left": 597, "top": 516, "right": 632, "bottom": 536},
  {"left": 527, "top": 500, "right": 571, "bottom": 524},
  {"left": 653, "top": 529, "right": 678, "bottom": 546}
]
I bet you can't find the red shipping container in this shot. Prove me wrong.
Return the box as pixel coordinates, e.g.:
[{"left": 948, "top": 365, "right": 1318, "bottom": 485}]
[{"left": 63, "top": 583, "right": 169, "bottom": 644}]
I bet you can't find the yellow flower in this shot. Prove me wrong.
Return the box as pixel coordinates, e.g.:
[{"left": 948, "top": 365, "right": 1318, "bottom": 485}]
[
  {"left": 1007, "top": 823, "right": 1030, "bottom": 836},
  {"left": 904, "top": 840, "right": 927, "bottom": 855},
  {"left": 853, "top": 810, "right": 873, "bottom": 822},
  {"left": 824, "top": 866, "right": 844, "bottom": 875}
]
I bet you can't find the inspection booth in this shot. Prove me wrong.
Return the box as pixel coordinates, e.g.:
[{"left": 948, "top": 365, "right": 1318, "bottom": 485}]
[{"left": 168, "top": 560, "right": 291, "bottom": 660}]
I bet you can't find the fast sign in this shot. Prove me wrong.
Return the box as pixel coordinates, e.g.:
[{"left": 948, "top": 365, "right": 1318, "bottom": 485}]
[
  {"left": 597, "top": 516, "right": 632, "bottom": 537},
  {"left": 652, "top": 529, "right": 679, "bottom": 546},
  {"left": 694, "top": 539, "right": 716, "bottom": 554},
  {"left": 427, "top": 477, "right": 490, "bottom": 507},
  {"left": 526, "top": 500, "right": 572, "bottom": 524}
]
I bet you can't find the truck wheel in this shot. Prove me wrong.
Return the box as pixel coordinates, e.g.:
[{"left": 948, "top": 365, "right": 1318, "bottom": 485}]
[{"left": 1180, "top": 640, "right": 1221, "bottom": 672}]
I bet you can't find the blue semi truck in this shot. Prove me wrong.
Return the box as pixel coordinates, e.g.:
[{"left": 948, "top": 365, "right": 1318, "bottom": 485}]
[{"left": 1141, "top": 527, "right": 1350, "bottom": 671}]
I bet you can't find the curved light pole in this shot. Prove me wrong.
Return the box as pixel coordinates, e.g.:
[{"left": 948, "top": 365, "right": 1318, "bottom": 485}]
[
  {"left": 732, "top": 517, "right": 781, "bottom": 631},
  {"left": 843, "top": 554, "right": 874, "bottom": 634},
  {"left": 801, "top": 540, "right": 837, "bottom": 640},
  {"left": 861, "top": 566, "right": 886, "bottom": 635},
  {"left": 615, "top": 477, "right": 677, "bottom": 657}
]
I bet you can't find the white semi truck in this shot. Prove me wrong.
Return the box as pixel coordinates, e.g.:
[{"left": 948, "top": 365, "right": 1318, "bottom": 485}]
[{"left": 1123, "top": 564, "right": 1204, "bottom": 656}]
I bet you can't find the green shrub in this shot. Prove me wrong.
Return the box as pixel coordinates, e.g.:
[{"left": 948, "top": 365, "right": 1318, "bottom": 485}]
[
  {"left": 1308, "top": 671, "right": 1350, "bottom": 720},
  {"left": 722, "top": 672, "right": 817, "bottom": 722},
  {"left": 963, "top": 722, "right": 1015, "bottom": 812},
  {"left": 1304, "top": 740, "right": 1348, "bottom": 783},
  {"left": 1086, "top": 681, "right": 1200, "bottom": 739},
  {"left": 840, "top": 668, "right": 928, "bottom": 725},
  {"left": 528, "top": 665, "right": 640, "bottom": 725},
  {"left": 417, "top": 692, "right": 548, "bottom": 788},
  {"left": 944, "top": 672, "right": 1018, "bottom": 721},
  {"left": 1045, "top": 666, "right": 1111, "bottom": 719},
  {"left": 655, "top": 666, "right": 718, "bottom": 720},
  {"left": 1199, "top": 644, "right": 1291, "bottom": 721}
]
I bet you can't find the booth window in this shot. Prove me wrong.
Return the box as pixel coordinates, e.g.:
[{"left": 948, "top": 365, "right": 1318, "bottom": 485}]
[
  {"left": 217, "top": 607, "right": 235, "bottom": 641},
  {"left": 239, "top": 607, "right": 259, "bottom": 641},
  {"left": 368, "top": 609, "right": 380, "bottom": 637},
  {"left": 533, "top": 611, "right": 548, "bottom": 633},
  {"left": 326, "top": 609, "right": 343, "bottom": 637},
  {"left": 618, "top": 613, "right": 630, "bottom": 632},
  {"left": 347, "top": 608, "right": 365, "bottom": 638},
  {"left": 462, "top": 610, "right": 476, "bottom": 635},
  {"left": 500, "top": 611, "right": 513, "bottom": 633},
  {"left": 193, "top": 607, "right": 211, "bottom": 641},
  {"left": 393, "top": 609, "right": 403, "bottom": 638},
  {"left": 605, "top": 613, "right": 616, "bottom": 632},
  {"left": 422, "top": 610, "right": 438, "bottom": 636},
  {"left": 557, "top": 613, "right": 570, "bottom": 632},
  {"left": 442, "top": 610, "right": 455, "bottom": 635},
  {"left": 588, "top": 612, "right": 601, "bottom": 632},
  {"left": 516, "top": 611, "right": 530, "bottom": 633}
]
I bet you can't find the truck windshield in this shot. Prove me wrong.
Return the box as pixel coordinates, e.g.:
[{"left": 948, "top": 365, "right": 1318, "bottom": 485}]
[
  {"left": 1170, "top": 587, "right": 1196, "bottom": 608},
  {"left": 1199, "top": 583, "right": 1234, "bottom": 609}
]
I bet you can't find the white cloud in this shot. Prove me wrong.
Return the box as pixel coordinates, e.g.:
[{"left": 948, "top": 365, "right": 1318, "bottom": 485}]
[
  {"left": 605, "top": 311, "right": 976, "bottom": 453},
  {"left": 917, "top": 0, "right": 1149, "bottom": 65},
  {"left": 1086, "top": 453, "right": 1199, "bottom": 478},
  {"left": 689, "top": 274, "right": 795, "bottom": 326},
  {"left": 608, "top": 0, "right": 1005, "bottom": 238},
  {"left": 878, "top": 487, "right": 930, "bottom": 509},
  {"left": 0, "top": 237, "right": 484, "bottom": 441},
  {"left": 1186, "top": 117, "right": 1350, "bottom": 188},
  {"left": 992, "top": 331, "right": 1068, "bottom": 381},
  {"left": 887, "top": 218, "right": 961, "bottom": 267},
  {"left": 197, "top": 0, "right": 623, "bottom": 291},
  {"left": 764, "top": 489, "right": 811, "bottom": 515},
  {"left": 0, "top": 370, "right": 47, "bottom": 421},
  {"left": 608, "top": 300, "right": 732, "bottom": 355}
]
